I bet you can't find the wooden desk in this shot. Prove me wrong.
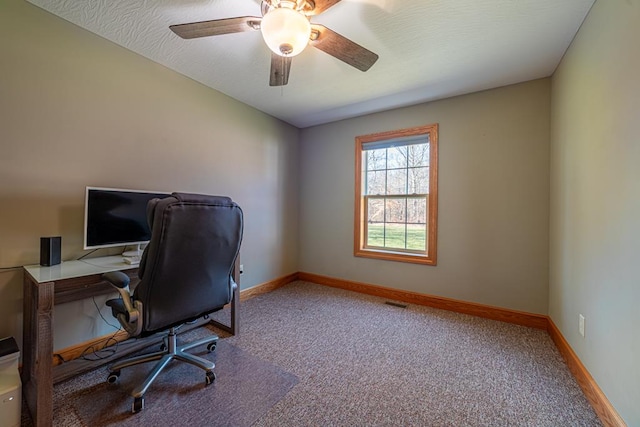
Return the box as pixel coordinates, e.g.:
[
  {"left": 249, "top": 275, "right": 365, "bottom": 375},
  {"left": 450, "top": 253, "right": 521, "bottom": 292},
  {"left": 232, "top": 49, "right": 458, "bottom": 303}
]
[{"left": 21, "top": 256, "right": 239, "bottom": 427}]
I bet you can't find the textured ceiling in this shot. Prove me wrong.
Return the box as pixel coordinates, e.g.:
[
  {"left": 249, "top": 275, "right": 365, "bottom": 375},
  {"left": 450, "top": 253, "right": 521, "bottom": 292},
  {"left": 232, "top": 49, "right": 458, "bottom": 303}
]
[{"left": 27, "top": 0, "right": 595, "bottom": 128}]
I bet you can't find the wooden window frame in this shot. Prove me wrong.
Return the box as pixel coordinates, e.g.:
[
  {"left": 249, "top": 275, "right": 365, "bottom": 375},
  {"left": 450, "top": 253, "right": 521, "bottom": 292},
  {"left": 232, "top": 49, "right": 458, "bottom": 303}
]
[{"left": 354, "top": 124, "right": 438, "bottom": 265}]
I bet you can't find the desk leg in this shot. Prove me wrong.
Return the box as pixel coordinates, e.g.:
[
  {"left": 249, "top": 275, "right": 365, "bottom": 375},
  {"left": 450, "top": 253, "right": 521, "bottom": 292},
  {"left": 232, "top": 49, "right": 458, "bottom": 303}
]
[
  {"left": 208, "top": 289, "right": 238, "bottom": 335},
  {"left": 229, "top": 278, "right": 240, "bottom": 334},
  {"left": 210, "top": 258, "right": 240, "bottom": 335},
  {"left": 22, "top": 275, "right": 54, "bottom": 427}
]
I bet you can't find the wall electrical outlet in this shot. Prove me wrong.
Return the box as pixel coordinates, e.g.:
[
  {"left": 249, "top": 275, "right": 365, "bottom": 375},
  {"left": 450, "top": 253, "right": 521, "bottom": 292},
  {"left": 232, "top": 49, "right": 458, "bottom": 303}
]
[
  {"left": 239, "top": 264, "right": 244, "bottom": 274},
  {"left": 579, "top": 314, "right": 585, "bottom": 337}
]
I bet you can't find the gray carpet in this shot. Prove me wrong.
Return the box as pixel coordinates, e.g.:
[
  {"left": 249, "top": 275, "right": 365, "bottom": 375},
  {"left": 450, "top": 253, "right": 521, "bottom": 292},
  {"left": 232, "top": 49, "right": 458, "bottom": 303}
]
[
  {"left": 222, "top": 281, "right": 601, "bottom": 427},
  {"left": 26, "top": 280, "right": 601, "bottom": 426}
]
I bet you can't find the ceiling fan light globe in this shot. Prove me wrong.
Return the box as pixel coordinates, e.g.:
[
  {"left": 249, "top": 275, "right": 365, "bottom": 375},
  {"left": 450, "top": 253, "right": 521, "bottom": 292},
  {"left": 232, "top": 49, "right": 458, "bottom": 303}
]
[{"left": 260, "top": 7, "right": 311, "bottom": 57}]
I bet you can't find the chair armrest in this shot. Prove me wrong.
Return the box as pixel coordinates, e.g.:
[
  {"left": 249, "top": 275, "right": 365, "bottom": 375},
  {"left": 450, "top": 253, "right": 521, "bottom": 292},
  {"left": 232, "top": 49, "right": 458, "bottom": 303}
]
[
  {"left": 102, "top": 271, "right": 139, "bottom": 324},
  {"left": 102, "top": 271, "right": 131, "bottom": 289}
]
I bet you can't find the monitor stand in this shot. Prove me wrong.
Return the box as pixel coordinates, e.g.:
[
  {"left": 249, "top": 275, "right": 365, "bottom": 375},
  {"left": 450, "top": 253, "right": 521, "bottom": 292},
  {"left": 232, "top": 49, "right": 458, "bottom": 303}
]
[{"left": 122, "top": 244, "right": 142, "bottom": 258}]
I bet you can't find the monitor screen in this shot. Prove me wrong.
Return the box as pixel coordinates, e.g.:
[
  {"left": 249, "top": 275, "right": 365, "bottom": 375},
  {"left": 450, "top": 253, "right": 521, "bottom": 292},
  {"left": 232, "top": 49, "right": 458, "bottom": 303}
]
[{"left": 84, "top": 187, "right": 170, "bottom": 250}]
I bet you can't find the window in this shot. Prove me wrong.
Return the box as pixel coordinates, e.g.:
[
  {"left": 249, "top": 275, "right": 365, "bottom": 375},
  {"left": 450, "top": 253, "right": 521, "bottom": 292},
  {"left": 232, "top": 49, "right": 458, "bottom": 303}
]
[{"left": 354, "top": 124, "right": 438, "bottom": 265}]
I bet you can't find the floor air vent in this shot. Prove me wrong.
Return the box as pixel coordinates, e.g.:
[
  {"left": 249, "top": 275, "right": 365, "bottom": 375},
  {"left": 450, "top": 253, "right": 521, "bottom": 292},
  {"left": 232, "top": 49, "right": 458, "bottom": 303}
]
[{"left": 384, "top": 301, "right": 408, "bottom": 308}]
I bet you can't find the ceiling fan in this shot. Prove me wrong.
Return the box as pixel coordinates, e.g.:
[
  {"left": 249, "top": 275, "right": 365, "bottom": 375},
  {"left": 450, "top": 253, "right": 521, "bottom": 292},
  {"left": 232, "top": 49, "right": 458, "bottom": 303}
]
[{"left": 169, "top": 0, "right": 379, "bottom": 86}]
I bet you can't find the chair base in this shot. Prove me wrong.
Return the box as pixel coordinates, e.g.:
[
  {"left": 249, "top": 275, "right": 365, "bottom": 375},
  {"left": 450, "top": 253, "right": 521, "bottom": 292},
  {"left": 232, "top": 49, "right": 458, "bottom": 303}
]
[{"left": 107, "top": 327, "right": 218, "bottom": 413}]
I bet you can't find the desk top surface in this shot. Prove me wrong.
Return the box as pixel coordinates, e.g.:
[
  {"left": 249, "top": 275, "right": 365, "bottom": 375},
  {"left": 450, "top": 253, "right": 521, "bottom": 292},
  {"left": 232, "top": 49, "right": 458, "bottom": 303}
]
[{"left": 24, "top": 256, "right": 136, "bottom": 283}]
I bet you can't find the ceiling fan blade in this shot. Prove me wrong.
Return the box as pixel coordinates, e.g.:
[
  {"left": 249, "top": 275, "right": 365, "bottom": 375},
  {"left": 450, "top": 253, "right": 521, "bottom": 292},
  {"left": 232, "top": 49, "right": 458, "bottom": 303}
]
[
  {"left": 306, "top": 0, "right": 342, "bottom": 15},
  {"left": 270, "top": 53, "right": 292, "bottom": 86},
  {"left": 170, "top": 16, "right": 261, "bottom": 39},
  {"left": 309, "top": 24, "right": 379, "bottom": 72}
]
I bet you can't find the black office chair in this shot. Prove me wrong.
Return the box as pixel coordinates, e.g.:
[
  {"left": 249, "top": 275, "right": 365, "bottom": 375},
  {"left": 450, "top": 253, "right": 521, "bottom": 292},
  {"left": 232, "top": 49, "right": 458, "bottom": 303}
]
[{"left": 101, "top": 193, "right": 243, "bottom": 413}]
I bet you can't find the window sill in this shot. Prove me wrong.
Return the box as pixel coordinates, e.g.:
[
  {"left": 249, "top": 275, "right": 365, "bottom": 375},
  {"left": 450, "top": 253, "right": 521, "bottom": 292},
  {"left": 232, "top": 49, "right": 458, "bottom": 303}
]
[{"left": 354, "top": 248, "right": 436, "bottom": 265}]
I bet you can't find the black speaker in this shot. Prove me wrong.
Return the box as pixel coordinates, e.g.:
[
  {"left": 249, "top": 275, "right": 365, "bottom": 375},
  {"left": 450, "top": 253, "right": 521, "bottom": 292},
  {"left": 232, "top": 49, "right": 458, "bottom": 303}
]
[{"left": 40, "top": 236, "right": 61, "bottom": 266}]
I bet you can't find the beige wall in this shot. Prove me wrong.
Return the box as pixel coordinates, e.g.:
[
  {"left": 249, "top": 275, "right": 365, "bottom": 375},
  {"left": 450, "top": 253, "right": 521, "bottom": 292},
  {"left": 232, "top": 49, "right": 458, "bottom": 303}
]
[
  {"left": 0, "top": 1, "right": 299, "bottom": 350},
  {"left": 299, "top": 79, "right": 551, "bottom": 314},
  {"left": 549, "top": 0, "right": 640, "bottom": 424}
]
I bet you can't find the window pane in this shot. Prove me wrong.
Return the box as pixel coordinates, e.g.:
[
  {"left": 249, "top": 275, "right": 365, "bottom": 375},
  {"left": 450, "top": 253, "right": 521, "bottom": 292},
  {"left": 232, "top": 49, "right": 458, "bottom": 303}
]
[
  {"left": 407, "top": 197, "right": 427, "bottom": 224},
  {"left": 386, "top": 169, "right": 407, "bottom": 195},
  {"left": 408, "top": 143, "right": 430, "bottom": 167},
  {"left": 366, "top": 171, "right": 385, "bottom": 195},
  {"left": 366, "top": 149, "right": 386, "bottom": 171},
  {"left": 384, "top": 223, "right": 406, "bottom": 249},
  {"left": 406, "top": 224, "right": 426, "bottom": 251},
  {"left": 367, "top": 198, "right": 384, "bottom": 223},
  {"left": 387, "top": 146, "right": 407, "bottom": 169},
  {"left": 385, "top": 198, "right": 406, "bottom": 223},
  {"left": 407, "top": 167, "right": 429, "bottom": 194}
]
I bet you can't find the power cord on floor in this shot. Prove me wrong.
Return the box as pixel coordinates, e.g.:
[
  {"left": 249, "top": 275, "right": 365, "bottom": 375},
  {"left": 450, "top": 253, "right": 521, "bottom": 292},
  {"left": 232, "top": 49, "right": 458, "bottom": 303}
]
[
  {"left": 80, "top": 329, "right": 122, "bottom": 362},
  {"left": 79, "top": 297, "right": 124, "bottom": 362}
]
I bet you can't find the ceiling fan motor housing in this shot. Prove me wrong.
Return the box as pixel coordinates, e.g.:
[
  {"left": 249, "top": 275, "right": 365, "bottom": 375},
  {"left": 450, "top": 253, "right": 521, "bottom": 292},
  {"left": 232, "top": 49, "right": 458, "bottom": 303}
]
[{"left": 280, "top": 43, "right": 294, "bottom": 55}]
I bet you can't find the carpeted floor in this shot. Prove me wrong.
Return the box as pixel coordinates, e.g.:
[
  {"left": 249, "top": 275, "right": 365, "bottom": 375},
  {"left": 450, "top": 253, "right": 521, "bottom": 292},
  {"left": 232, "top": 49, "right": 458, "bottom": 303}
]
[{"left": 24, "top": 280, "right": 601, "bottom": 426}]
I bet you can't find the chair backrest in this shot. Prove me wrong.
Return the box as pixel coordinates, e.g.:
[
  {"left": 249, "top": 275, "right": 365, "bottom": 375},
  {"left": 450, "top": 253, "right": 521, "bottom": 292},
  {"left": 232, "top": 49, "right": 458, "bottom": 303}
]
[{"left": 134, "top": 193, "right": 243, "bottom": 333}]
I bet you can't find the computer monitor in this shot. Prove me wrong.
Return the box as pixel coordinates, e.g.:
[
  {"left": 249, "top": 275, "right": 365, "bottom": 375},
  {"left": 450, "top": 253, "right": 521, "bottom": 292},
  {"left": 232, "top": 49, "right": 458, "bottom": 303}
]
[{"left": 83, "top": 187, "right": 170, "bottom": 252}]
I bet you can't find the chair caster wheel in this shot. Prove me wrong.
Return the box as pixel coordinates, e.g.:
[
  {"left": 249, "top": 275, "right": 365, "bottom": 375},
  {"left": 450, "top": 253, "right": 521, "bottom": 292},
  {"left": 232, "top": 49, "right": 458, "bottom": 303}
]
[
  {"left": 160, "top": 343, "right": 167, "bottom": 352},
  {"left": 205, "top": 371, "right": 216, "bottom": 386},
  {"left": 132, "top": 396, "right": 144, "bottom": 413},
  {"left": 107, "top": 371, "right": 120, "bottom": 384},
  {"left": 207, "top": 341, "right": 217, "bottom": 352}
]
